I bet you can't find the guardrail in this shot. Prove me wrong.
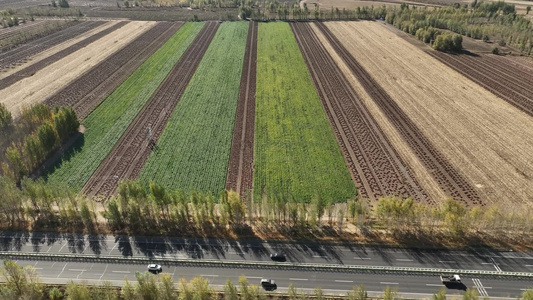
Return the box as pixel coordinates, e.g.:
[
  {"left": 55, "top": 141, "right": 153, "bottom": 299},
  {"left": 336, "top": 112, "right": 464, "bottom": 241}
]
[{"left": 1, "top": 251, "right": 532, "bottom": 279}]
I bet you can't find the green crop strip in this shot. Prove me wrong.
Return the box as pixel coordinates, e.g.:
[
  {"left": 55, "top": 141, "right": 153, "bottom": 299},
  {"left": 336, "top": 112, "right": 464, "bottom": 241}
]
[
  {"left": 45, "top": 22, "right": 204, "bottom": 190},
  {"left": 254, "top": 22, "right": 356, "bottom": 203},
  {"left": 139, "top": 22, "right": 247, "bottom": 194}
]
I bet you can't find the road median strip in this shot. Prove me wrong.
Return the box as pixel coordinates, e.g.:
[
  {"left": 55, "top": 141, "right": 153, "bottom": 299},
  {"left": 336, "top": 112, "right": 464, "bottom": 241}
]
[{"left": 1, "top": 252, "right": 532, "bottom": 279}]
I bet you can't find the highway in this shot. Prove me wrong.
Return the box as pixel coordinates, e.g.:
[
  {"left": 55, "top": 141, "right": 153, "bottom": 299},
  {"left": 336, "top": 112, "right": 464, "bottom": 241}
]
[
  {"left": 1, "top": 232, "right": 532, "bottom": 298},
  {"left": 11, "top": 259, "right": 533, "bottom": 298}
]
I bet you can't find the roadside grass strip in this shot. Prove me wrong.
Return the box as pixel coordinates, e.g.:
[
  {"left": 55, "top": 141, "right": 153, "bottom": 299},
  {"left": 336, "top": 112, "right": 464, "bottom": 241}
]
[
  {"left": 45, "top": 22, "right": 204, "bottom": 190},
  {"left": 254, "top": 22, "right": 356, "bottom": 202},
  {"left": 139, "top": 22, "right": 247, "bottom": 194}
]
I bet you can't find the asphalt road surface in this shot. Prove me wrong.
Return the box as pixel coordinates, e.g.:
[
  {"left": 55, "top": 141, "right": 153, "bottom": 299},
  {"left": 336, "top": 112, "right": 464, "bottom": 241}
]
[
  {"left": 1, "top": 232, "right": 532, "bottom": 273},
  {"left": 11, "top": 259, "right": 532, "bottom": 298}
]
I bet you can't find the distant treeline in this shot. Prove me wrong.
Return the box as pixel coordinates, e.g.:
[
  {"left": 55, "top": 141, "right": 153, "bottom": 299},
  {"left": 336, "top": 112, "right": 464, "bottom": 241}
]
[{"left": 0, "top": 103, "right": 79, "bottom": 182}]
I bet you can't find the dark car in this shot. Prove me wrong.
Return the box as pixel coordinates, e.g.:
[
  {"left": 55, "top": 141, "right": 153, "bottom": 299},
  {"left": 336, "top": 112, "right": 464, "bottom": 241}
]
[
  {"left": 270, "top": 253, "right": 286, "bottom": 262},
  {"left": 260, "top": 279, "right": 277, "bottom": 291}
]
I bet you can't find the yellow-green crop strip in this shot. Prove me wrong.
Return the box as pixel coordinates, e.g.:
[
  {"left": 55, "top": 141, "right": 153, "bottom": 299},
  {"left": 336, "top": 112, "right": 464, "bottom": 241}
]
[
  {"left": 139, "top": 22, "right": 247, "bottom": 194},
  {"left": 45, "top": 22, "right": 204, "bottom": 190},
  {"left": 254, "top": 22, "right": 356, "bottom": 202}
]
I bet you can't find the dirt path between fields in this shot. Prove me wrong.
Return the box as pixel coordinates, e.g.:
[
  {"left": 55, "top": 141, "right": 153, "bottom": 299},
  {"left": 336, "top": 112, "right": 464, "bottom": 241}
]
[
  {"left": 225, "top": 21, "right": 257, "bottom": 197},
  {"left": 0, "top": 21, "right": 154, "bottom": 118},
  {"left": 83, "top": 22, "right": 220, "bottom": 198}
]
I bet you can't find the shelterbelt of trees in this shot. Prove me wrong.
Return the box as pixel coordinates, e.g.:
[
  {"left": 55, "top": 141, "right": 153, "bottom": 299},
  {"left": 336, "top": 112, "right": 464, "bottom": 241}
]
[
  {"left": 0, "top": 103, "right": 79, "bottom": 182},
  {"left": 240, "top": 0, "right": 531, "bottom": 55},
  {"left": 0, "top": 176, "right": 532, "bottom": 247}
]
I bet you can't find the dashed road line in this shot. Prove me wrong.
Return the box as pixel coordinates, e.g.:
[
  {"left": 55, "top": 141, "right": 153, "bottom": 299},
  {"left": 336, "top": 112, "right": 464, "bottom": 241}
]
[
  {"left": 396, "top": 259, "right": 413, "bottom": 262},
  {"left": 98, "top": 264, "right": 109, "bottom": 281},
  {"left": 353, "top": 257, "right": 371, "bottom": 260},
  {"left": 380, "top": 282, "right": 399, "bottom": 285},
  {"left": 57, "top": 263, "right": 68, "bottom": 278},
  {"left": 290, "top": 278, "right": 309, "bottom": 281},
  {"left": 111, "top": 271, "right": 131, "bottom": 274},
  {"left": 490, "top": 257, "right": 503, "bottom": 272},
  {"left": 335, "top": 280, "right": 354, "bottom": 283},
  {"left": 200, "top": 275, "right": 219, "bottom": 277}
]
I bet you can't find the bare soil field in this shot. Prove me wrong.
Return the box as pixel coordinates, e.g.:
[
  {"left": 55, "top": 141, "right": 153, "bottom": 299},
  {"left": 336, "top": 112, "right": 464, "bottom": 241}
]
[
  {"left": 0, "top": 20, "right": 88, "bottom": 69},
  {"left": 0, "top": 21, "right": 123, "bottom": 89},
  {"left": 291, "top": 22, "right": 428, "bottom": 202},
  {"left": 324, "top": 21, "right": 533, "bottom": 206},
  {"left": 308, "top": 22, "right": 447, "bottom": 202},
  {"left": 0, "top": 21, "right": 154, "bottom": 117},
  {"left": 45, "top": 21, "right": 182, "bottom": 120},
  {"left": 0, "top": 20, "right": 108, "bottom": 77},
  {"left": 83, "top": 22, "right": 219, "bottom": 198},
  {"left": 0, "top": 20, "right": 48, "bottom": 41},
  {"left": 225, "top": 21, "right": 257, "bottom": 197},
  {"left": 427, "top": 51, "right": 533, "bottom": 117}
]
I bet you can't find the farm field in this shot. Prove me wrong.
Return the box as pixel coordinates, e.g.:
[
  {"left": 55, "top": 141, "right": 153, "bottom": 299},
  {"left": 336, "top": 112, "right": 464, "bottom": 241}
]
[
  {"left": 138, "top": 22, "right": 247, "bottom": 195},
  {"left": 0, "top": 19, "right": 73, "bottom": 50},
  {"left": 84, "top": 22, "right": 220, "bottom": 197},
  {"left": 291, "top": 22, "right": 430, "bottom": 203},
  {"left": 226, "top": 21, "right": 257, "bottom": 196},
  {"left": 0, "top": 21, "right": 105, "bottom": 75},
  {"left": 45, "top": 21, "right": 183, "bottom": 120},
  {"left": 45, "top": 22, "right": 204, "bottom": 191},
  {"left": 0, "top": 21, "right": 154, "bottom": 117},
  {"left": 321, "top": 21, "right": 533, "bottom": 205},
  {"left": 254, "top": 22, "right": 356, "bottom": 203},
  {"left": 0, "top": 21, "right": 125, "bottom": 89}
]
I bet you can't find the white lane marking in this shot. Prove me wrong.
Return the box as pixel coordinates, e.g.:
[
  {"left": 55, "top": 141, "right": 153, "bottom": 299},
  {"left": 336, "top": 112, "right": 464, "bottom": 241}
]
[
  {"left": 289, "top": 278, "right": 309, "bottom": 281},
  {"left": 353, "top": 257, "right": 371, "bottom": 260},
  {"left": 525, "top": 265, "right": 533, "bottom": 267},
  {"left": 68, "top": 269, "right": 87, "bottom": 272},
  {"left": 57, "top": 263, "right": 68, "bottom": 278},
  {"left": 426, "top": 284, "right": 443, "bottom": 287},
  {"left": 481, "top": 263, "right": 493, "bottom": 264},
  {"left": 380, "top": 282, "right": 399, "bottom": 285},
  {"left": 58, "top": 242, "right": 67, "bottom": 253},
  {"left": 108, "top": 242, "right": 118, "bottom": 255},
  {"left": 490, "top": 257, "right": 503, "bottom": 272},
  {"left": 245, "top": 276, "right": 263, "bottom": 279},
  {"left": 472, "top": 278, "right": 489, "bottom": 297},
  {"left": 396, "top": 259, "right": 413, "bottom": 262},
  {"left": 313, "top": 255, "right": 326, "bottom": 258},
  {"left": 112, "top": 271, "right": 131, "bottom": 274},
  {"left": 200, "top": 275, "right": 219, "bottom": 277},
  {"left": 34, "top": 268, "right": 43, "bottom": 270},
  {"left": 335, "top": 280, "right": 354, "bottom": 283},
  {"left": 99, "top": 264, "right": 109, "bottom": 281},
  {"left": 438, "top": 261, "right": 456, "bottom": 263}
]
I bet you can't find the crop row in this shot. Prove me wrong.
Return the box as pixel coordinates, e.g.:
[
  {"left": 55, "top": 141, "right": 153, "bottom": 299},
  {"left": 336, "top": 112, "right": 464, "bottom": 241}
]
[
  {"left": 45, "top": 22, "right": 204, "bottom": 190},
  {"left": 138, "top": 22, "right": 248, "bottom": 194},
  {"left": 253, "top": 22, "right": 357, "bottom": 203}
]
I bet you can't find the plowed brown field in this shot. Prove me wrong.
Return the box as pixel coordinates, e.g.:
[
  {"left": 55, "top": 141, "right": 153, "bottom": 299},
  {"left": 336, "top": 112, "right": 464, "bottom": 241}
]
[
  {"left": 291, "top": 22, "right": 428, "bottom": 202},
  {"left": 83, "top": 22, "right": 220, "bottom": 198},
  {"left": 0, "top": 21, "right": 127, "bottom": 89},
  {"left": 427, "top": 51, "right": 533, "bottom": 117},
  {"left": 323, "top": 21, "right": 533, "bottom": 206},
  {"left": 225, "top": 21, "right": 257, "bottom": 197},
  {"left": 0, "top": 21, "right": 155, "bottom": 117},
  {"left": 0, "top": 21, "right": 106, "bottom": 73},
  {"left": 45, "top": 22, "right": 183, "bottom": 120}
]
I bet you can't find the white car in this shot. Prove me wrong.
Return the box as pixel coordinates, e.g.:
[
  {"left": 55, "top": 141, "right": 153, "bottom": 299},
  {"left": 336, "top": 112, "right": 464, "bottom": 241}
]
[{"left": 147, "top": 264, "right": 162, "bottom": 274}]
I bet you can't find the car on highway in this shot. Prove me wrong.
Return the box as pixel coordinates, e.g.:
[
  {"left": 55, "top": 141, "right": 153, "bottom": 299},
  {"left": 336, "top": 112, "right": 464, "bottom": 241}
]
[
  {"left": 270, "top": 253, "right": 286, "bottom": 262},
  {"left": 147, "top": 264, "right": 162, "bottom": 274},
  {"left": 260, "top": 278, "right": 277, "bottom": 291}
]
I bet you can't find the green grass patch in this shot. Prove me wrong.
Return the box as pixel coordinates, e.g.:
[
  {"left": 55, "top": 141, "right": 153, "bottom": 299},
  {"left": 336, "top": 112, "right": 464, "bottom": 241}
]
[
  {"left": 254, "top": 22, "right": 356, "bottom": 203},
  {"left": 45, "top": 22, "right": 204, "bottom": 190},
  {"left": 138, "top": 22, "right": 248, "bottom": 194}
]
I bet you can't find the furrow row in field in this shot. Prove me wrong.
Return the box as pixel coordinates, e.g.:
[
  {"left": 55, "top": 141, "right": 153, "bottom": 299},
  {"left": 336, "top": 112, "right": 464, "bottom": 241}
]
[
  {"left": 83, "top": 22, "right": 220, "bottom": 198},
  {"left": 316, "top": 22, "right": 479, "bottom": 204},
  {"left": 426, "top": 51, "right": 533, "bottom": 117},
  {"left": 225, "top": 21, "right": 257, "bottom": 197},
  {"left": 0, "top": 21, "right": 103, "bottom": 70},
  {"left": 139, "top": 22, "right": 248, "bottom": 194},
  {"left": 291, "top": 22, "right": 427, "bottom": 202},
  {"left": 0, "top": 21, "right": 128, "bottom": 89},
  {"left": 0, "top": 20, "right": 48, "bottom": 41},
  {"left": 45, "top": 22, "right": 204, "bottom": 190},
  {"left": 45, "top": 21, "right": 182, "bottom": 120},
  {"left": 254, "top": 22, "right": 356, "bottom": 203}
]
